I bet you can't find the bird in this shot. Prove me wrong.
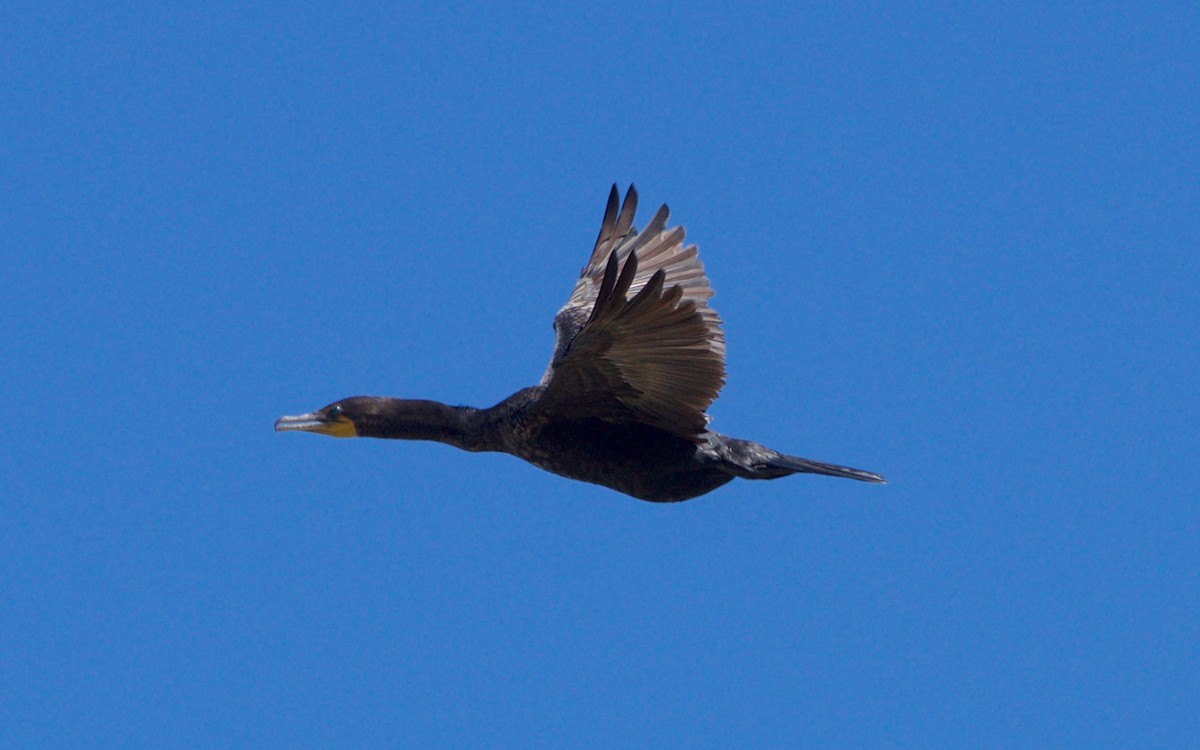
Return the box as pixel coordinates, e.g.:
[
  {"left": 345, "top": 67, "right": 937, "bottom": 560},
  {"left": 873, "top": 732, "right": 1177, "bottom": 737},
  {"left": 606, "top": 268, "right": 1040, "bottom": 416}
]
[{"left": 275, "top": 185, "right": 885, "bottom": 502}]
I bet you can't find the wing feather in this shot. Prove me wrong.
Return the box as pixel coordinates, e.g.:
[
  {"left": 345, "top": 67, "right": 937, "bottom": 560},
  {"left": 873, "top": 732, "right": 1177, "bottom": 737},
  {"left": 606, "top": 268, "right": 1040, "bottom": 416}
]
[{"left": 537, "top": 185, "right": 726, "bottom": 438}]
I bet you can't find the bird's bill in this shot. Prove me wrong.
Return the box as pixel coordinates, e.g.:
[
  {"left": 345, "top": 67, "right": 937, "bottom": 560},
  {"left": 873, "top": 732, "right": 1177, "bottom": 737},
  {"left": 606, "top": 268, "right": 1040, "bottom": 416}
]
[{"left": 274, "top": 411, "right": 357, "bottom": 437}]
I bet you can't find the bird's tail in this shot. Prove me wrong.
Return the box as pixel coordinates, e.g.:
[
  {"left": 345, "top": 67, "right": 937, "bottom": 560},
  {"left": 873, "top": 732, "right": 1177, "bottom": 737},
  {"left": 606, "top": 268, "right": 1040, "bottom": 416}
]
[
  {"left": 712, "top": 435, "right": 887, "bottom": 484},
  {"left": 765, "top": 453, "right": 887, "bottom": 484}
]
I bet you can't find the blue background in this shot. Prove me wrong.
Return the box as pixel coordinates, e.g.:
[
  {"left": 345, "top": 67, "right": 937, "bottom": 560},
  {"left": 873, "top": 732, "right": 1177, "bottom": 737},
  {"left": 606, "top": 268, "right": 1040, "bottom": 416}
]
[{"left": 4, "top": 2, "right": 1197, "bottom": 747}]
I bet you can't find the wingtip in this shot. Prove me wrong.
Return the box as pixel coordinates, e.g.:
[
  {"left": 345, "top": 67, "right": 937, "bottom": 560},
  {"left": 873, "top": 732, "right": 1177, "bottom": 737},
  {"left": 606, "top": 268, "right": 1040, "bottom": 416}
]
[{"left": 622, "top": 184, "right": 638, "bottom": 214}]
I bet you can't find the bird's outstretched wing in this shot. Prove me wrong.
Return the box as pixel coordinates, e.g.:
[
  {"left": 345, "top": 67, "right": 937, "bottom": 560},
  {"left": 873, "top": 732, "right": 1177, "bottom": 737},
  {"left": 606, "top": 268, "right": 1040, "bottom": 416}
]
[{"left": 535, "top": 185, "right": 726, "bottom": 438}]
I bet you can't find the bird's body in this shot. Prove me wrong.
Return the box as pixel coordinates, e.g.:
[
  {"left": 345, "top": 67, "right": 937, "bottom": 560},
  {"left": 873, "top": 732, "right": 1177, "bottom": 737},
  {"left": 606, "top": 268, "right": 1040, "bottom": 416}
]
[{"left": 277, "top": 186, "right": 884, "bottom": 501}]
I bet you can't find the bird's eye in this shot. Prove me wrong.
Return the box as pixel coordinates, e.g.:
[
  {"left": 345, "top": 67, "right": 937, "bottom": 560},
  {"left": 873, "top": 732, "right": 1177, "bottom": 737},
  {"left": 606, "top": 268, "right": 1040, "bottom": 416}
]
[{"left": 330, "top": 405, "right": 344, "bottom": 418}]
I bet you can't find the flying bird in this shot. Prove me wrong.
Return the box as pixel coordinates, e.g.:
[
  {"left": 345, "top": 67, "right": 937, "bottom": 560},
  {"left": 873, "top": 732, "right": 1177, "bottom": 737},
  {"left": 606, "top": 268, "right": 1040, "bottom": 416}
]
[{"left": 276, "top": 186, "right": 885, "bottom": 501}]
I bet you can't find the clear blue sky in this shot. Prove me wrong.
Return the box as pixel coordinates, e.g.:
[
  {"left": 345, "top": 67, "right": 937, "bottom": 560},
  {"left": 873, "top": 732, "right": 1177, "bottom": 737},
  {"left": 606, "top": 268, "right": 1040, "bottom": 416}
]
[{"left": 3, "top": 2, "right": 1197, "bottom": 747}]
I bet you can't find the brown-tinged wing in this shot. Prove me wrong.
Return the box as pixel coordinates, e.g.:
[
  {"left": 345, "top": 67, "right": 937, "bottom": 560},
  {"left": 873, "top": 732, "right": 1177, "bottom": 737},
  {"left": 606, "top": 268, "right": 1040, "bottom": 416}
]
[{"left": 535, "top": 185, "right": 726, "bottom": 438}]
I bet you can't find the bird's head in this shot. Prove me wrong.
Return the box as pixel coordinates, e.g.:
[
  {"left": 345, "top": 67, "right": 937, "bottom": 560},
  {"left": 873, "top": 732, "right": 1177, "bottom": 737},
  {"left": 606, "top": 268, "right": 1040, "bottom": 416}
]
[{"left": 273, "top": 396, "right": 386, "bottom": 438}]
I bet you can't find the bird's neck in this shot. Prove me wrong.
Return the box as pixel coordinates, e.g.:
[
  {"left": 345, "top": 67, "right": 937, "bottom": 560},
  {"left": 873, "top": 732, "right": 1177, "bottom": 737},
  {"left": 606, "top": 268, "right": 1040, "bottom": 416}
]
[{"left": 359, "top": 398, "right": 488, "bottom": 451}]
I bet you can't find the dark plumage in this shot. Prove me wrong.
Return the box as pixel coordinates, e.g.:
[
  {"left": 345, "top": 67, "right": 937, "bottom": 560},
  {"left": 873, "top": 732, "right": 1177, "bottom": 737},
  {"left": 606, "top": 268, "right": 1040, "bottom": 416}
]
[{"left": 276, "top": 186, "right": 885, "bottom": 501}]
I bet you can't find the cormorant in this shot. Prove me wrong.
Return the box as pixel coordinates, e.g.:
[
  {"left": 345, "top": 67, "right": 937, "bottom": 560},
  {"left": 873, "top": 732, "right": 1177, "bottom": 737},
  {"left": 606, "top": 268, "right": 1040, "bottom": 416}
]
[{"left": 276, "top": 186, "right": 885, "bottom": 501}]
